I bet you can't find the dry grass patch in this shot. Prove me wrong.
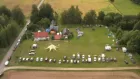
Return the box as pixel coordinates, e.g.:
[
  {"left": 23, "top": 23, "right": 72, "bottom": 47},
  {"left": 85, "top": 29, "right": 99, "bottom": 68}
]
[{"left": 45, "top": 0, "right": 119, "bottom": 14}]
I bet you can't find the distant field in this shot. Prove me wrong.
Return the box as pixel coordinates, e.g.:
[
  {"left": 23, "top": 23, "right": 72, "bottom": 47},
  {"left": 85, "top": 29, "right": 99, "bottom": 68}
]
[
  {"left": 45, "top": 0, "right": 119, "bottom": 14},
  {"left": 3, "top": 0, "right": 40, "bottom": 16},
  {"left": 113, "top": 0, "right": 140, "bottom": 15}
]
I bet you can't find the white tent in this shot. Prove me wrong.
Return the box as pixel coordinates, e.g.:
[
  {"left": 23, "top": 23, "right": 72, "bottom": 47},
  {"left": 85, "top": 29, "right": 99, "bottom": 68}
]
[
  {"left": 105, "top": 45, "right": 112, "bottom": 51},
  {"left": 32, "top": 44, "right": 37, "bottom": 48},
  {"left": 45, "top": 44, "right": 58, "bottom": 52},
  {"left": 122, "top": 47, "right": 127, "bottom": 53}
]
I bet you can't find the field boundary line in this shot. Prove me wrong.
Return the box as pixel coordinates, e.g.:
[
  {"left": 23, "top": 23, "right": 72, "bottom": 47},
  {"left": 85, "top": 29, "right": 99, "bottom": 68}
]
[{"left": 4, "top": 66, "right": 140, "bottom": 71}]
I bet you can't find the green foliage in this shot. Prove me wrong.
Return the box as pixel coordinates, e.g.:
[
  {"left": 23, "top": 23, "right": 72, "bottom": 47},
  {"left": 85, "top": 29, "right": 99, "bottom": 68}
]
[
  {"left": 51, "top": 35, "right": 54, "bottom": 40},
  {"left": 127, "top": 30, "right": 140, "bottom": 54},
  {"left": 110, "top": 0, "right": 115, "bottom": 3},
  {"left": 37, "top": 18, "right": 50, "bottom": 29},
  {"left": 27, "top": 23, "right": 39, "bottom": 32},
  {"left": 133, "top": 21, "right": 140, "bottom": 30},
  {"left": 21, "top": 31, "right": 33, "bottom": 41},
  {"left": 119, "top": 20, "right": 136, "bottom": 30},
  {"left": 83, "top": 10, "right": 97, "bottom": 25},
  {"left": 131, "top": 0, "right": 140, "bottom": 5},
  {"left": 68, "top": 32, "right": 74, "bottom": 40},
  {"left": 30, "top": 4, "right": 40, "bottom": 23},
  {"left": 98, "top": 11, "right": 105, "bottom": 23},
  {"left": 39, "top": 3, "right": 54, "bottom": 21},
  {"left": 115, "top": 28, "right": 123, "bottom": 40},
  {"left": 104, "top": 15, "right": 113, "bottom": 26},
  {"left": 0, "top": 6, "right": 11, "bottom": 17},
  {"left": 11, "top": 6, "right": 25, "bottom": 25},
  {"left": 61, "top": 6, "right": 82, "bottom": 24}
]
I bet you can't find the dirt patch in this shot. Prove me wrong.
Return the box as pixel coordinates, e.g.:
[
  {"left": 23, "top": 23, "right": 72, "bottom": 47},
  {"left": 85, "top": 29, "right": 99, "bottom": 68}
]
[
  {"left": 4, "top": 71, "right": 140, "bottom": 79},
  {"left": 3, "top": 0, "right": 40, "bottom": 16}
]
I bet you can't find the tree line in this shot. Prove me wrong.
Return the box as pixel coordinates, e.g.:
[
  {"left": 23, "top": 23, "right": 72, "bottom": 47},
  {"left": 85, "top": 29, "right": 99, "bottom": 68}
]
[
  {"left": 131, "top": 0, "right": 140, "bottom": 5},
  {"left": 0, "top": 6, "right": 25, "bottom": 48}
]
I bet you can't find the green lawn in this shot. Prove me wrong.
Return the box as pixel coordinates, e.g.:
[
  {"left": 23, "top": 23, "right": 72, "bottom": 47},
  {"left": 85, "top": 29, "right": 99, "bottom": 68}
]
[
  {"left": 113, "top": 0, "right": 140, "bottom": 15},
  {"left": 9, "top": 26, "right": 138, "bottom": 67}
]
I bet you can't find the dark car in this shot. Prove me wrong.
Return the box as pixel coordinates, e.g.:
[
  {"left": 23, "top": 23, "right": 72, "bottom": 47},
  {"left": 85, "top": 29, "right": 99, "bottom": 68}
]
[{"left": 124, "top": 60, "right": 129, "bottom": 64}]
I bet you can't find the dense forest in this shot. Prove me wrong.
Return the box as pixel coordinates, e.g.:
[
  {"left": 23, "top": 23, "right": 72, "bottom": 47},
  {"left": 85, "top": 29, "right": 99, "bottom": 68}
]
[{"left": 0, "top": 6, "right": 25, "bottom": 48}]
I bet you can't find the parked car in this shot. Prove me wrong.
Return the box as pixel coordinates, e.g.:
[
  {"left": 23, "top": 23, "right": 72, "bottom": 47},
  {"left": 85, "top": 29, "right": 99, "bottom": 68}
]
[{"left": 5, "top": 61, "right": 9, "bottom": 66}]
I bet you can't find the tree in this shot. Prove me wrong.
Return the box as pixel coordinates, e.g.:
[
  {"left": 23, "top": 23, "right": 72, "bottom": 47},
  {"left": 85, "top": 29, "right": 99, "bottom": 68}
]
[
  {"left": 133, "top": 21, "right": 140, "bottom": 30},
  {"left": 27, "top": 23, "right": 39, "bottom": 32},
  {"left": 39, "top": 3, "right": 54, "bottom": 21},
  {"left": 110, "top": 0, "right": 115, "bottom": 3},
  {"left": 98, "top": 11, "right": 105, "bottom": 23},
  {"left": 114, "top": 13, "right": 122, "bottom": 24},
  {"left": 0, "top": 15, "right": 7, "bottom": 26},
  {"left": 103, "top": 15, "right": 113, "bottom": 26},
  {"left": 116, "top": 28, "right": 123, "bottom": 40},
  {"left": 0, "top": 28, "right": 8, "bottom": 47},
  {"left": 0, "top": 6, "right": 11, "bottom": 17},
  {"left": 131, "top": 0, "right": 140, "bottom": 5},
  {"left": 30, "top": 4, "right": 40, "bottom": 23},
  {"left": 61, "top": 5, "right": 82, "bottom": 24},
  {"left": 11, "top": 6, "right": 25, "bottom": 25},
  {"left": 83, "top": 10, "right": 96, "bottom": 25},
  {"left": 127, "top": 30, "right": 140, "bottom": 54},
  {"left": 137, "top": 13, "right": 140, "bottom": 20},
  {"left": 38, "top": 18, "right": 50, "bottom": 29}
]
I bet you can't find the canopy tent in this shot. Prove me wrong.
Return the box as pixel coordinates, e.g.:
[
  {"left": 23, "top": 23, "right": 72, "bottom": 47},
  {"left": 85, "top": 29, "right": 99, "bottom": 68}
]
[
  {"left": 122, "top": 47, "right": 127, "bottom": 53},
  {"left": 45, "top": 44, "right": 58, "bottom": 52},
  {"left": 46, "top": 28, "right": 50, "bottom": 33},
  {"left": 105, "top": 45, "right": 112, "bottom": 51}
]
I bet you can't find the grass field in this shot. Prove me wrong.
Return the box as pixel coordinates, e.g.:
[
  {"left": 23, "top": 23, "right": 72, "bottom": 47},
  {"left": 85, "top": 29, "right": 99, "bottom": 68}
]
[
  {"left": 2, "top": 0, "right": 40, "bottom": 16},
  {"left": 113, "top": 0, "right": 140, "bottom": 15},
  {"left": 45, "top": 0, "right": 119, "bottom": 14},
  {"left": 9, "top": 26, "right": 138, "bottom": 67}
]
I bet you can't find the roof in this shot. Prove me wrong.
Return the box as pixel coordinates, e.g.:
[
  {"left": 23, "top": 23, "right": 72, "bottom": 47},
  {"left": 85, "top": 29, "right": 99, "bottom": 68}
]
[
  {"left": 54, "top": 35, "right": 61, "bottom": 40},
  {"left": 34, "top": 32, "right": 48, "bottom": 38},
  {"left": 50, "top": 25, "right": 58, "bottom": 31}
]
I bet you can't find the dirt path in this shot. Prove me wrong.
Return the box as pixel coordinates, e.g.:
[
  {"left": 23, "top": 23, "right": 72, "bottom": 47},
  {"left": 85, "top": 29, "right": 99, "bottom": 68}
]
[
  {"left": 5, "top": 71, "right": 140, "bottom": 79},
  {"left": 4, "top": 66, "right": 140, "bottom": 71}
]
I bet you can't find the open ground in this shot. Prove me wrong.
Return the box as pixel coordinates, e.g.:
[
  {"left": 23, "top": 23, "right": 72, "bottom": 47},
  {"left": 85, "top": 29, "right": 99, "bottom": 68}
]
[
  {"left": 45, "top": 0, "right": 119, "bottom": 14},
  {"left": 2, "top": 70, "right": 140, "bottom": 79},
  {"left": 9, "top": 26, "right": 139, "bottom": 67},
  {"left": 113, "top": 0, "right": 140, "bottom": 15},
  {"left": 2, "top": 0, "right": 40, "bottom": 16}
]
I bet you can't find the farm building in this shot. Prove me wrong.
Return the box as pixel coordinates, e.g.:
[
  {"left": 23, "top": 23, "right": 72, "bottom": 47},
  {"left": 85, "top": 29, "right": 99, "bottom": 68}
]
[{"left": 34, "top": 32, "right": 49, "bottom": 41}]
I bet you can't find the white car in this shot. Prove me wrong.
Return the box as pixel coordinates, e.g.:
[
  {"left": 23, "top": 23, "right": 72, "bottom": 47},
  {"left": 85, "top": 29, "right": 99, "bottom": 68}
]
[
  {"left": 40, "top": 58, "right": 43, "bottom": 61},
  {"left": 94, "top": 57, "right": 97, "bottom": 62},
  {"left": 5, "top": 61, "right": 9, "bottom": 66},
  {"left": 36, "top": 57, "right": 39, "bottom": 62}
]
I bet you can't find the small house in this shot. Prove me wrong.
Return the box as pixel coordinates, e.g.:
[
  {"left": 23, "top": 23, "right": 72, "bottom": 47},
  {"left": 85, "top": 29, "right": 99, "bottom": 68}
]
[{"left": 34, "top": 32, "right": 49, "bottom": 41}]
